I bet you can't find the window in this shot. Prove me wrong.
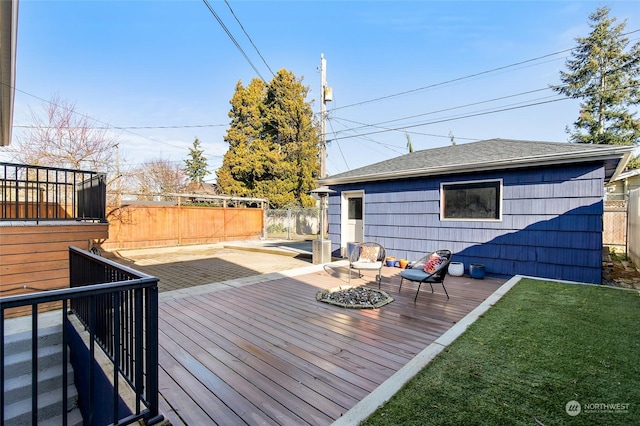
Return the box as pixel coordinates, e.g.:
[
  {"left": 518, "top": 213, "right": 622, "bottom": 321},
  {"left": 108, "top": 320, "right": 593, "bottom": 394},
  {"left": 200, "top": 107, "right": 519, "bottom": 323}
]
[
  {"left": 441, "top": 180, "right": 501, "bottom": 220},
  {"left": 348, "top": 197, "right": 363, "bottom": 220}
]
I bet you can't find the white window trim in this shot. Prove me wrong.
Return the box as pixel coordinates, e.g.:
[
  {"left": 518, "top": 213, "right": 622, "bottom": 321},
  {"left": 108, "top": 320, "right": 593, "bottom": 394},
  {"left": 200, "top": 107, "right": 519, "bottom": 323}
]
[{"left": 440, "top": 178, "right": 503, "bottom": 222}]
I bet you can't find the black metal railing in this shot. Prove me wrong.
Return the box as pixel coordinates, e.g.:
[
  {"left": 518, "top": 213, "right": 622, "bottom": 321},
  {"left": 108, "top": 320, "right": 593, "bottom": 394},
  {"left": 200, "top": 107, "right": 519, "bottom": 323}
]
[
  {"left": 1, "top": 247, "right": 162, "bottom": 425},
  {"left": 0, "top": 162, "right": 106, "bottom": 222}
]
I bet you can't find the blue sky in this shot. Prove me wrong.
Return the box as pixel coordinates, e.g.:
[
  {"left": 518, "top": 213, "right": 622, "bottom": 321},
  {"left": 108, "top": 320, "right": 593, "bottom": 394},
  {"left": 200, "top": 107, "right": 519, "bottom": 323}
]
[{"left": 5, "top": 0, "right": 640, "bottom": 180}]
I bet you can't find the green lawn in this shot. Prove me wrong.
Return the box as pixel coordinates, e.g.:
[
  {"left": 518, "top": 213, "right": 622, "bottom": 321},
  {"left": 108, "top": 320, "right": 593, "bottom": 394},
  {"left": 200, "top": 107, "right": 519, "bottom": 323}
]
[{"left": 363, "top": 279, "right": 640, "bottom": 425}]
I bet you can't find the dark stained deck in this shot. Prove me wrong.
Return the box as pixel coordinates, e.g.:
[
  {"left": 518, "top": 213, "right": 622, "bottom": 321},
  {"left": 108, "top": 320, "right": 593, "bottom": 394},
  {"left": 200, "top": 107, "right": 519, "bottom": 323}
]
[{"left": 157, "top": 265, "right": 505, "bottom": 425}]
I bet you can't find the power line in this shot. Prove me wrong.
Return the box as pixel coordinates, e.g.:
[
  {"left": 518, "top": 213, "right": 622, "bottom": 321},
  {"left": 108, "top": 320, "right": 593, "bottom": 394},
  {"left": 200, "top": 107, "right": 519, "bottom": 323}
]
[
  {"left": 328, "top": 98, "right": 571, "bottom": 142},
  {"left": 327, "top": 113, "right": 410, "bottom": 153},
  {"left": 123, "top": 157, "right": 222, "bottom": 168},
  {"left": 1, "top": 83, "right": 227, "bottom": 151},
  {"left": 325, "top": 28, "right": 639, "bottom": 113},
  {"left": 8, "top": 86, "right": 558, "bottom": 135},
  {"left": 14, "top": 123, "right": 228, "bottom": 130},
  {"left": 328, "top": 86, "right": 558, "bottom": 136},
  {"left": 325, "top": 77, "right": 640, "bottom": 142},
  {"left": 201, "top": 0, "right": 266, "bottom": 82},
  {"left": 223, "top": 0, "right": 275, "bottom": 78},
  {"left": 330, "top": 50, "right": 572, "bottom": 112},
  {"left": 326, "top": 115, "right": 349, "bottom": 171},
  {"left": 10, "top": 87, "right": 189, "bottom": 151},
  {"left": 330, "top": 116, "right": 479, "bottom": 141}
]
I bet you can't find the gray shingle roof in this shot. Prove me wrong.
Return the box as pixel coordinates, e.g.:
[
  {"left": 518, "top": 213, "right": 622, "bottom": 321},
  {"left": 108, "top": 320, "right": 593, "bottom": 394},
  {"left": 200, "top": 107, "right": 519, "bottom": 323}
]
[{"left": 319, "top": 138, "right": 633, "bottom": 185}]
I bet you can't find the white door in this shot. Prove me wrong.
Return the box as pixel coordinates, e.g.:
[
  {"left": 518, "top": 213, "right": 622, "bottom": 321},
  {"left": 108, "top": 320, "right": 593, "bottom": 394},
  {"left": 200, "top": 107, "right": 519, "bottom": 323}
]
[{"left": 346, "top": 195, "right": 364, "bottom": 244}]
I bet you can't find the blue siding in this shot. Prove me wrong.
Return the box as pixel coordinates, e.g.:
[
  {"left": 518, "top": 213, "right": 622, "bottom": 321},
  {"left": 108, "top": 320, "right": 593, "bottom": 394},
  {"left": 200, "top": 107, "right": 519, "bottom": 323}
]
[{"left": 327, "top": 164, "right": 605, "bottom": 283}]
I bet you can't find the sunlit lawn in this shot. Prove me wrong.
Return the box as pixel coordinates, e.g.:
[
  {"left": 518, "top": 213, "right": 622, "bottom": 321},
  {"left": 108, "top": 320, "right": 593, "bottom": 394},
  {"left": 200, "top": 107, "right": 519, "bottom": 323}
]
[{"left": 363, "top": 278, "right": 640, "bottom": 425}]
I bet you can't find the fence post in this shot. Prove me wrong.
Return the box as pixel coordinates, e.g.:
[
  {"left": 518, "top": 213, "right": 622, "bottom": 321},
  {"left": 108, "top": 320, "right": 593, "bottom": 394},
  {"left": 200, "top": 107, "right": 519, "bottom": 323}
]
[
  {"left": 178, "top": 202, "right": 182, "bottom": 245},
  {"left": 262, "top": 204, "right": 267, "bottom": 239}
]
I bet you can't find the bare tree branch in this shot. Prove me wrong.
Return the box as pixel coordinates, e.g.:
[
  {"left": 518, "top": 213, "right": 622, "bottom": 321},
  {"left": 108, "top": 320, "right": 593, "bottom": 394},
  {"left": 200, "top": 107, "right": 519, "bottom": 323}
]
[
  {"left": 131, "top": 158, "right": 188, "bottom": 201},
  {"left": 8, "top": 94, "right": 120, "bottom": 172}
]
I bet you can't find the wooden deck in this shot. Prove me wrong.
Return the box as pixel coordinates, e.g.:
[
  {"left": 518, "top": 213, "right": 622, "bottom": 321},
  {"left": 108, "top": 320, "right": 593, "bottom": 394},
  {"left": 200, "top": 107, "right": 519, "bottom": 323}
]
[{"left": 157, "top": 266, "right": 505, "bottom": 425}]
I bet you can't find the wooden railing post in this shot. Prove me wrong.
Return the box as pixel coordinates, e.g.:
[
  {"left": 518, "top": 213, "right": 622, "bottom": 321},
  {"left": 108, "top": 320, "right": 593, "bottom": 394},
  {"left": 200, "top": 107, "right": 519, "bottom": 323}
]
[{"left": 145, "top": 286, "right": 161, "bottom": 423}]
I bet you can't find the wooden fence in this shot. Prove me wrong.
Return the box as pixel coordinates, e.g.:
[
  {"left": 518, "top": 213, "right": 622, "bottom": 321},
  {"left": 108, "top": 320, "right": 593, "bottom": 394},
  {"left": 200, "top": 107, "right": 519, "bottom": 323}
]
[
  {"left": 98, "top": 204, "right": 264, "bottom": 250},
  {"left": 603, "top": 200, "right": 627, "bottom": 251},
  {"left": 0, "top": 202, "right": 70, "bottom": 219}
]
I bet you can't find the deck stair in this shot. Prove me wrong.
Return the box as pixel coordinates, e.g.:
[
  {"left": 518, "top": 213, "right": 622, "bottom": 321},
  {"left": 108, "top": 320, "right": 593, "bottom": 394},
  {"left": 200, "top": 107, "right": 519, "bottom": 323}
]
[{"left": 3, "top": 317, "right": 83, "bottom": 425}]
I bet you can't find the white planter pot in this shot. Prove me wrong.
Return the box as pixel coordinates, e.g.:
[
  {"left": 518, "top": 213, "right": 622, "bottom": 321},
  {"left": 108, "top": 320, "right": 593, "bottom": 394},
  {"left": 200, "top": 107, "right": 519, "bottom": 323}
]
[{"left": 448, "top": 262, "right": 464, "bottom": 277}]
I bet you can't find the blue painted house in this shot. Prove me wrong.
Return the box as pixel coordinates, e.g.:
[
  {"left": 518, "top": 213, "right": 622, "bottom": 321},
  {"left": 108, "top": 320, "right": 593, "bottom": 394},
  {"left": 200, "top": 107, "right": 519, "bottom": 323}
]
[{"left": 319, "top": 139, "right": 633, "bottom": 284}]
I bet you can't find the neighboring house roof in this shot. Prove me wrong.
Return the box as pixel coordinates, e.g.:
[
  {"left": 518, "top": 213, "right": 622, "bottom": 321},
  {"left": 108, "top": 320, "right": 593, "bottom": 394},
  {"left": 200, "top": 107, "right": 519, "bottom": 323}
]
[
  {"left": 0, "top": 0, "right": 18, "bottom": 146},
  {"left": 319, "top": 138, "right": 633, "bottom": 186},
  {"left": 186, "top": 181, "right": 219, "bottom": 195},
  {"left": 608, "top": 168, "right": 640, "bottom": 183}
]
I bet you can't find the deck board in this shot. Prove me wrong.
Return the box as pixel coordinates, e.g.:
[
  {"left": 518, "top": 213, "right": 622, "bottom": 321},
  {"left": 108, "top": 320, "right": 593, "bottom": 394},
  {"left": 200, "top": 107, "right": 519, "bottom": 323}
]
[
  {"left": 162, "top": 301, "right": 334, "bottom": 425},
  {"left": 158, "top": 365, "right": 210, "bottom": 426},
  {"left": 222, "top": 287, "right": 408, "bottom": 369},
  {"left": 158, "top": 267, "right": 504, "bottom": 425},
  {"left": 197, "top": 294, "right": 397, "bottom": 383},
  {"left": 168, "top": 300, "right": 358, "bottom": 412}
]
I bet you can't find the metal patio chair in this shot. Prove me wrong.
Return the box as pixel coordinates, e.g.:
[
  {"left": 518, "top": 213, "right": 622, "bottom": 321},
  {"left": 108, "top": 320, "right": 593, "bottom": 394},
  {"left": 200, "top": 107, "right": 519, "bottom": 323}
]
[
  {"left": 399, "top": 249, "right": 452, "bottom": 301},
  {"left": 348, "top": 242, "right": 386, "bottom": 288}
]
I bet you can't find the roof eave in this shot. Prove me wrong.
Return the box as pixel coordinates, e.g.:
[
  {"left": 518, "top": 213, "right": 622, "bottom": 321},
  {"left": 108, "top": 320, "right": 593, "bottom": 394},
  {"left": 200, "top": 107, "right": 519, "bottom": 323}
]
[
  {"left": 609, "top": 150, "right": 633, "bottom": 183},
  {"left": 319, "top": 146, "right": 635, "bottom": 186},
  {"left": 0, "top": 0, "right": 18, "bottom": 147}
]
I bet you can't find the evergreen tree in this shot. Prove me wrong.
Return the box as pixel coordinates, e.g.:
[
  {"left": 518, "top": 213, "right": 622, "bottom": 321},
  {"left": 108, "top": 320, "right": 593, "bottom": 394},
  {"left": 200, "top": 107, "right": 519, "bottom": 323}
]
[
  {"left": 217, "top": 70, "right": 320, "bottom": 208},
  {"left": 216, "top": 78, "right": 279, "bottom": 198},
  {"left": 551, "top": 6, "right": 640, "bottom": 145},
  {"left": 184, "top": 137, "right": 209, "bottom": 183},
  {"left": 626, "top": 155, "right": 640, "bottom": 170}
]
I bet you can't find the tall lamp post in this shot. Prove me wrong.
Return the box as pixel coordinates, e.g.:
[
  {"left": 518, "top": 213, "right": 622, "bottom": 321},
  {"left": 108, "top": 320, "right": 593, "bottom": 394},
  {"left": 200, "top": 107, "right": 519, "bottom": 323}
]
[{"left": 310, "top": 186, "right": 335, "bottom": 264}]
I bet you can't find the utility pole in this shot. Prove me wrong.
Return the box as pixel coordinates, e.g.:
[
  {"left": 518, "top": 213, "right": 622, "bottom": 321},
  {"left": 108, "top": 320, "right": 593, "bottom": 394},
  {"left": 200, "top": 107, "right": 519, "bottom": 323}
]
[{"left": 320, "top": 53, "right": 332, "bottom": 178}]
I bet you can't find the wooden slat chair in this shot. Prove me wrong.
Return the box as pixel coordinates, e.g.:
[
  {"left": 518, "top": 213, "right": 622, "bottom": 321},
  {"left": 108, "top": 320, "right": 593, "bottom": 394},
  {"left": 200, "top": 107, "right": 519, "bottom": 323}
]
[
  {"left": 399, "top": 249, "right": 452, "bottom": 301},
  {"left": 348, "top": 242, "right": 386, "bottom": 288}
]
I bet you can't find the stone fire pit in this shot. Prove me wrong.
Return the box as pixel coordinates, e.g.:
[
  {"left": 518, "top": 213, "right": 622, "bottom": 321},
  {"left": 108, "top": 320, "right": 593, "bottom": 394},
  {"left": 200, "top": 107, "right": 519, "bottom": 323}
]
[{"left": 316, "top": 285, "right": 394, "bottom": 309}]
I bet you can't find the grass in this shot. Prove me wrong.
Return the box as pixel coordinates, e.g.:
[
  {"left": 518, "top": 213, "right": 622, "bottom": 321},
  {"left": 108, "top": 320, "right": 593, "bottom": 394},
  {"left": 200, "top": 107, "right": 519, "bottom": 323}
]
[{"left": 362, "top": 279, "right": 640, "bottom": 425}]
